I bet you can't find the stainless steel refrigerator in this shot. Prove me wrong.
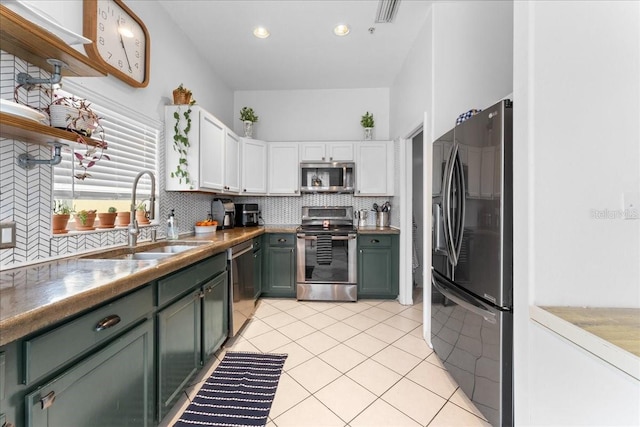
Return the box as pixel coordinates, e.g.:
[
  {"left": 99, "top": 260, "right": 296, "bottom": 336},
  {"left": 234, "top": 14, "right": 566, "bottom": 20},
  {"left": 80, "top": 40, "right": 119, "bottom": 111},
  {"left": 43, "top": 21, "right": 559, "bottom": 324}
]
[{"left": 431, "top": 99, "right": 513, "bottom": 426}]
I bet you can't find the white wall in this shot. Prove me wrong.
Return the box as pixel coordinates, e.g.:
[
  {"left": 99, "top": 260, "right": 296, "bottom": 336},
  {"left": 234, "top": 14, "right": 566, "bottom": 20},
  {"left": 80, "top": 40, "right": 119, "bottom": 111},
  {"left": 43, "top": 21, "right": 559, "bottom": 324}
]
[
  {"left": 430, "top": 1, "right": 514, "bottom": 140},
  {"left": 389, "top": 10, "right": 432, "bottom": 141},
  {"left": 233, "top": 88, "right": 389, "bottom": 141},
  {"left": 514, "top": 1, "right": 640, "bottom": 425},
  {"left": 31, "top": 1, "right": 234, "bottom": 125}
]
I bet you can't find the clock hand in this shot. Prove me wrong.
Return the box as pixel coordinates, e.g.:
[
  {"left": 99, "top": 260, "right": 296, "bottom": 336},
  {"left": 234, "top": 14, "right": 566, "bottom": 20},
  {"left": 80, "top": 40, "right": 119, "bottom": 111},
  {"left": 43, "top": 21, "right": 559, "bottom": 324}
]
[
  {"left": 118, "top": 18, "right": 133, "bottom": 72},
  {"left": 119, "top": 34, "right": 133, "bottom": 72}
]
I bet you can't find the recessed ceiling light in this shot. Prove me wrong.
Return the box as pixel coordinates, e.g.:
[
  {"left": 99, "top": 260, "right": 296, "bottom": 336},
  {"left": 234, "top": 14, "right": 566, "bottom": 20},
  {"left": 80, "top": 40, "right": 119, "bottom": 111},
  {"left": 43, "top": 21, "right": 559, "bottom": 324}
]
[
  {"left": 333, "top": 24, "right": 350, "bottom": 36},
  {"left": 253, "top": 26, "right": 270, "bottom": 39}
]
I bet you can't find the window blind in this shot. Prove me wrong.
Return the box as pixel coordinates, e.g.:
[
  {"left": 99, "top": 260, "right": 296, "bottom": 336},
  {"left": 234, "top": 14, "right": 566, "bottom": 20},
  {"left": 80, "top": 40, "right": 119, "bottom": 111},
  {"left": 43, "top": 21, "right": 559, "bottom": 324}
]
[{"left": 53, "top": 82, "right": 160, "bottom": 200}]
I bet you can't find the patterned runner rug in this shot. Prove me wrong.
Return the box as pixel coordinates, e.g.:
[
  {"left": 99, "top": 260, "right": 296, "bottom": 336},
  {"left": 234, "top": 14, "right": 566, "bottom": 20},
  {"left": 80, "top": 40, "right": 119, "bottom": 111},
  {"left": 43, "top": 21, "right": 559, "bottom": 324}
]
[{"left": 174, "top": 352, "right": 288, "bottom": 426}]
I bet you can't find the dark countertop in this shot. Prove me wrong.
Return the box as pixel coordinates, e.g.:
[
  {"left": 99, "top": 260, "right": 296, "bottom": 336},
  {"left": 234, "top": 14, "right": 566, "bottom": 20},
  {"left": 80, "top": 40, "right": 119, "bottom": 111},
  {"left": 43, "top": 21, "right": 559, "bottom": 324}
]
[{"left": 0, "top": 224, "right": 401, "bottom": 346}]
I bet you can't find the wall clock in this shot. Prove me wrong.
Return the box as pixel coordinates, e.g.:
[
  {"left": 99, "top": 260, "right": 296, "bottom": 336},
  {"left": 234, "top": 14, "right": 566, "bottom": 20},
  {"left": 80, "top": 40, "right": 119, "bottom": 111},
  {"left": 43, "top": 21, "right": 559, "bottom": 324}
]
[{"left": 83, "top": 0, "right": 150, "bottom": 87}]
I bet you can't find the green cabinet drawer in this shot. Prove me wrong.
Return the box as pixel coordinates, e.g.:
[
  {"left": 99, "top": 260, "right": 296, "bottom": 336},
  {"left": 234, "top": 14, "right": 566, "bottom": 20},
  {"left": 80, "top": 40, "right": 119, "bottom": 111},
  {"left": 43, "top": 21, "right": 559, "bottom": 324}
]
[
  {"left": 25, "top": 320, "right": 154, "bottom": 427},
  {"left": 157, "top": 253, "right": 226, "bottom": 307},
  {"left": 23, "top": 286, "right": 153, "bottom": 385},
  {"left": 358, "top": 234, "right": 392, "bottom": 247},
  {"left": 268, "top": 233, "right": 294, "bottom": 247}
]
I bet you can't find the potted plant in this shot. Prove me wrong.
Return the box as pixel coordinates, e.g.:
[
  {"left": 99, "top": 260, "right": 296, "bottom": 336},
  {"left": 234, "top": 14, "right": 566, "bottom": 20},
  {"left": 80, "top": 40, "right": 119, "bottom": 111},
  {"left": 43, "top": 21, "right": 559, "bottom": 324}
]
[
  {"left": 52, "top": 200, "right": 71, "bottom": 234},
  {"left": 116, "top": 210, "right": 131, "bottom": 227},
  {"left": 135, "top": 201, "right": 150, "bottom": 225},
  {"left": 360, "top": 111, "right": 375, "bottom": 140},
  {"left": 239, "top": 106, "right": 258, "bottom": 138},
  {"left": 172, "top": 83, "right": 194, "bottom": 105},
  {"left": 47, "top": 92, "right": 109, "bottom": 180},
  {"left": 73, "top": 209, "right": 97, "bottom": 231},
  {"left": 97, "top": 206, "right": 117, "bottom": 229}
]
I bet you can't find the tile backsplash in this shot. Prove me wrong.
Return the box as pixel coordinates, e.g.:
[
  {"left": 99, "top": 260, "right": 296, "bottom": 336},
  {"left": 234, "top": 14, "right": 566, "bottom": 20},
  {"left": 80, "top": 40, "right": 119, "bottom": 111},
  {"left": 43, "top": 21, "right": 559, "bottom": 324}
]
[{"left": 1, "top": 50, "right": 398, "bottom": 269}]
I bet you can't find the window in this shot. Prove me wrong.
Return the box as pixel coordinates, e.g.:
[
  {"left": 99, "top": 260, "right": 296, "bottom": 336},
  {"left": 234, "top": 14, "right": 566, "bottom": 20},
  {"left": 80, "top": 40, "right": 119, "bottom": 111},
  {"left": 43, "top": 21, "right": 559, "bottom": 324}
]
[{"left": 53, "top": 81, "right": 160, "bottom": 206}]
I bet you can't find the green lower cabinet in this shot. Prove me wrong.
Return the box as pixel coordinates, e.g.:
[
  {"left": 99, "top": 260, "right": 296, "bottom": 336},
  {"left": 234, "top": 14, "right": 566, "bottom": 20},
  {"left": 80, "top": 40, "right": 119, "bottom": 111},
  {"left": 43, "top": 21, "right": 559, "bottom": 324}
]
[
  {"left": 202, "top": 272, "right": 228, "bottom": 358},
  {"left": 24, "top": 320, "right": 154, "bottom": 427},
  {"left": 157, "top": 289, "right": 202, "bottom": 420},
  {"left": 262, "top": 233, "right": 296, "bottom": 297},
  {"left": 357, "top": 234, "right": 399, "bottom": 299}
]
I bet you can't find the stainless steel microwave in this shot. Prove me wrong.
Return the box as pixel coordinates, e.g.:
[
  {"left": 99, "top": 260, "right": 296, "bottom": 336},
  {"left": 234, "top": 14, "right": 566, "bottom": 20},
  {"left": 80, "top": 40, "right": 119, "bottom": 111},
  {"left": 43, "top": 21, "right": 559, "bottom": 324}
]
[{"left": 300, "top": 162, "right": 355, "bottom": 193}]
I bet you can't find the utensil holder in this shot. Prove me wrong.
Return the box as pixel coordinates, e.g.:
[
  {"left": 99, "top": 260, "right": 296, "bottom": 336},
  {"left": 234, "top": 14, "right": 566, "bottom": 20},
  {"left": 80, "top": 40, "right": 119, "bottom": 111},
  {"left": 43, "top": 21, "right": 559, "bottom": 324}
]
[{"left": 376, "top": 212, "right": 390, "bottom": 227}]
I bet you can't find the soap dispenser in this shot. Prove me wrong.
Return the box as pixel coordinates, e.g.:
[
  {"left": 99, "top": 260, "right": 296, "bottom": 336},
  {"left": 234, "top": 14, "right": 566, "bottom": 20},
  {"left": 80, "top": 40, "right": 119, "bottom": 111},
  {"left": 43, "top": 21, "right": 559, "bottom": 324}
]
[{"left": 167, "top": 209, "right": 179, "bottom": 240}]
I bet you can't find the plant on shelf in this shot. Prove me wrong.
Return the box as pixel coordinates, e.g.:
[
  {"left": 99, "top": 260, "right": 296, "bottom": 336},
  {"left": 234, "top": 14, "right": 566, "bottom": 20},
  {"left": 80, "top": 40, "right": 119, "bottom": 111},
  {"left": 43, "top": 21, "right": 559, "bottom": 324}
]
[
  {"left": 97, "top": 206, "right": 117, "bottom": 229},
  {"left": 73, "top": 209, "right": 97, "bottom": 230},
  {"left": 135, "top": 201, "right": 150, "bottom": 224},
  {"left": 360, "top": 111, "right": 375, "bottom": 140},
  {"left": 172, "top": 83, "right": 194, "bottom": 105},
  {"left": 52, "top": 200, "right": 71, "bottom": 234},
  {"left": 239, "top": 106, "right": 258, "bottom": 137},
  {"left": 47, "top": 92, "right": 110, "bottom": 180},
  {"left": 171, "top": 104, "right": 192, "bottom": 185}
]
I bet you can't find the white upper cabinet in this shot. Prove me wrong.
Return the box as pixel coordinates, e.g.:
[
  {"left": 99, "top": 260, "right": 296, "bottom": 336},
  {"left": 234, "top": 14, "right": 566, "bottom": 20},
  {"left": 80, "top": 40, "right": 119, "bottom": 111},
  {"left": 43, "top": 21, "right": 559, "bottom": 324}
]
[
  {"left": 224, "top": 129, "right": 240, "bottom": 193},
  {"left": 199, "top": 111, "right": 225, "bottom": 191},
  {"left": 299, "top": 142, "right": 354, "bottom": 162},
  {"left": 355, "top": 141, "right": 394, "bottom": 196},
  {"left": 268, "top": 142, "right": 300, "bottom": 196},
  {"left": 240, "top": 138, "right": 267, "bottom": 195},
  {"left": 165, "top": 106, "right": 225, "bottom": 192}
]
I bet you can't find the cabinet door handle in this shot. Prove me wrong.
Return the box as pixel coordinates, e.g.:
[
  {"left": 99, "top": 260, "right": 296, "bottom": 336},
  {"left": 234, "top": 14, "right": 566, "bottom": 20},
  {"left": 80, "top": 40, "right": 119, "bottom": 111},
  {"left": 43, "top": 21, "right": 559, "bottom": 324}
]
[
  {"left": 278, "top": 238, "right": 286, "bottom": 243},
  {"left": 40, "top": 390, "right": 56, "bottom": 410},
  {"left": 371, "top": 239, "right": 380, "bottom": 244},
  {"left": 243, "top": 189, "right": 247, "bottom": 192},
  {"left": 95, "top": 315, "right": 121, "bottom": 331}
]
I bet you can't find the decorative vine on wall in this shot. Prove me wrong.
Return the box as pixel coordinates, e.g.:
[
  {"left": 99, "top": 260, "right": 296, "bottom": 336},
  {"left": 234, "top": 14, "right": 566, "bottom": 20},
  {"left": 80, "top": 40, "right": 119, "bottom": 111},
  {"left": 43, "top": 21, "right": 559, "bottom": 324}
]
[{"left": 171, "top": 106, "right": 192, "bottom": 184}]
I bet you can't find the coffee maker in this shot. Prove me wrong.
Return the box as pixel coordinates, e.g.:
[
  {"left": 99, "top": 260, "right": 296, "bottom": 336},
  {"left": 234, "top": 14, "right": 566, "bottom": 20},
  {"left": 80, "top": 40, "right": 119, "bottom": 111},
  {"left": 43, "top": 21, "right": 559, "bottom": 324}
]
[
  {"left": 235, "top": 203, "right": 260, "bottom": 227},
  {"left": 211, "top": 198, "right": 235, "bottom": 229}
]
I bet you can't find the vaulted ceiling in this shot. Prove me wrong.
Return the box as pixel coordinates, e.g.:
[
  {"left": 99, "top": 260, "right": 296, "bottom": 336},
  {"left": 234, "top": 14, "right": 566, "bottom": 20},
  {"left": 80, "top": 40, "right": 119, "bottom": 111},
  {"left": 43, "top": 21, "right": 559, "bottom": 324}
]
[{"left": 158, "top": 0, "right": 432, "bottom": 91}]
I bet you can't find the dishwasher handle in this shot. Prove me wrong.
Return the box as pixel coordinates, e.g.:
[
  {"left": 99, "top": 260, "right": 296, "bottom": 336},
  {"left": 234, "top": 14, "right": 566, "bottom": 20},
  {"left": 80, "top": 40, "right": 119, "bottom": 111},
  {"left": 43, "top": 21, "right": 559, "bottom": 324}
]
[{"left": 229, "top": 241, "right": 254, "bottom": 259}]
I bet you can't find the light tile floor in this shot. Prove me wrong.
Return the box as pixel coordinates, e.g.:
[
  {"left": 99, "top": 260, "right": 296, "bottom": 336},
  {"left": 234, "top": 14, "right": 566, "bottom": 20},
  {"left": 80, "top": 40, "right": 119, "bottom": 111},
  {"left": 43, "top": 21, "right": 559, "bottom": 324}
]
[{"left": 162, "top": 298, "right": 490, "bottom": 427}]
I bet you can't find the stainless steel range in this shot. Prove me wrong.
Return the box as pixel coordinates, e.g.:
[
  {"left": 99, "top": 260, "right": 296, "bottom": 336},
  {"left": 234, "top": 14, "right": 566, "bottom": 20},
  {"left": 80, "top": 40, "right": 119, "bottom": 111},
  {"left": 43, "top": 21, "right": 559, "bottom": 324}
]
[{"left": 296, "top": 206, "right": 357, "bottom": 301}]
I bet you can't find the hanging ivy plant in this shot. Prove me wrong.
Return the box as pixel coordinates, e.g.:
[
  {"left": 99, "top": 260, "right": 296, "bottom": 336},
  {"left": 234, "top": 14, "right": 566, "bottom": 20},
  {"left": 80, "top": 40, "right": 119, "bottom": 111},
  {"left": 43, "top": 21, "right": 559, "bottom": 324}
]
[{"left": 171, "top": 105, "right": 192, "bottom": 184}]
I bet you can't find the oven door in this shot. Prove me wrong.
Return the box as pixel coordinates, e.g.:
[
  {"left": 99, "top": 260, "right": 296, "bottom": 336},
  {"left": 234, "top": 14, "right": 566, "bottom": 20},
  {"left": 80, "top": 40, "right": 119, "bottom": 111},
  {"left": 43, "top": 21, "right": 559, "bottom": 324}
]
[{"left": 296, "top": 233, "right": 357, "bottom": 301}]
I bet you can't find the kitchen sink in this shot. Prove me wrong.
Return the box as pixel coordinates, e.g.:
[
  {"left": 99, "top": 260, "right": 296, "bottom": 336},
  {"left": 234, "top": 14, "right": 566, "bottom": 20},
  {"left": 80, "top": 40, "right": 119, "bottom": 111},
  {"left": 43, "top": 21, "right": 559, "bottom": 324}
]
[
  {"left": 81, "top": 241, "right": 209, "bottom": 260},
  {"left": 111, "top": 252, "right": 176, "bottom": 261}
]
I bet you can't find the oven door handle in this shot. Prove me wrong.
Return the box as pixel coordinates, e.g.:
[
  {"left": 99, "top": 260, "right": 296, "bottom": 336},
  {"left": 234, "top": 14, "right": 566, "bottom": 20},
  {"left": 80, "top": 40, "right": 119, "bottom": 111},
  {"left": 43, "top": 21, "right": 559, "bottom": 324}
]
[{"left": 296, "top": 235, "right": 356, "bottom": 240}]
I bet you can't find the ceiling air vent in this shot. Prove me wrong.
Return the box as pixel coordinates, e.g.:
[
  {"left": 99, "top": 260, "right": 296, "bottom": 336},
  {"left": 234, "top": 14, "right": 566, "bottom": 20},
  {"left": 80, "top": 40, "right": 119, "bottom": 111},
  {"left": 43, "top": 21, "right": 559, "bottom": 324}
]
[{"left": 375, "top": 0, "right": 401, "bottom": 23}]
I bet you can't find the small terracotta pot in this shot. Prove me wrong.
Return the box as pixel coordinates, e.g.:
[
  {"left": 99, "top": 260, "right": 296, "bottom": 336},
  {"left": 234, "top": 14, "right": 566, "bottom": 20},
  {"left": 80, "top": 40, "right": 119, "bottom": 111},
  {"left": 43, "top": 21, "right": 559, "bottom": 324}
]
[
  {"left": 172, "top": 90, "right": 192, "bottom": 105},
  {"left": 74, "top": 211, "right": 97, "bottom": 231},
  {"left": 136, "top": 211, "right": 150, "bottom": 225},
  {"left": 97, "top": 212, "right": 117, "bottom": 228},
  {"left": 116, "top": 212, "right": 131, "bottom": 226},
  {"left": 52, "top": 214, "right": 70, "bottom": 234}
]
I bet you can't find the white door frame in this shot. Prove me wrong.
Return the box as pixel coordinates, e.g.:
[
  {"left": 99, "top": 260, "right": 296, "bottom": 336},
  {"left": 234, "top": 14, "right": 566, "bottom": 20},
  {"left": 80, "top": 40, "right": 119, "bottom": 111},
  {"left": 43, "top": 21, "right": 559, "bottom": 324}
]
[{"left": 398, "top": 113, "right": 432, "bottom": 343}]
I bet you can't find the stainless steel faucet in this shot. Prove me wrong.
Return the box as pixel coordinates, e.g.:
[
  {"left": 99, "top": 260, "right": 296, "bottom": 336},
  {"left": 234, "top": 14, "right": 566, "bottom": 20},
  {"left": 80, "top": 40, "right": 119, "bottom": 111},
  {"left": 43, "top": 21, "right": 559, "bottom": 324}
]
[{"left": 128, "top": 170, "right": 156, "bottom": 247}]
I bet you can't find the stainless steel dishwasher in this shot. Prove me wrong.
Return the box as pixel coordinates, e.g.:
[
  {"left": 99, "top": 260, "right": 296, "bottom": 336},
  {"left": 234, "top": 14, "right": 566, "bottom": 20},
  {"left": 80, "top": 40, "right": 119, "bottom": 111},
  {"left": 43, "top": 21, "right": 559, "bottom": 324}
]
[{"left": 227, "top": 240, "right": 255, "bottom": 337}]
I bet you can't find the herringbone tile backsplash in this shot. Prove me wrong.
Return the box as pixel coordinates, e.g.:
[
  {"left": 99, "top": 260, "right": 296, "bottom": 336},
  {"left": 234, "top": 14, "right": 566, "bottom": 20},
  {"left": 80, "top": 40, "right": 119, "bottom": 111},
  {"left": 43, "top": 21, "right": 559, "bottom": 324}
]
[{"left": 1, "top": 50, "right": 397, "bottom": 269}]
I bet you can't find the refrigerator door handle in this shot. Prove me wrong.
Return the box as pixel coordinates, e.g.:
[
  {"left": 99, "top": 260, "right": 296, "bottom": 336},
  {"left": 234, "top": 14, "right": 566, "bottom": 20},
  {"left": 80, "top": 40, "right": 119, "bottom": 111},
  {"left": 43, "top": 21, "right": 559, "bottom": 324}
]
[
  {"left": 442, "top": 143, "right": 459, "bottom": 266},
  {"left": 452, "top": 149, "right": 466, "bottom": 262},
  {"left": 431, "top": 268, "right": 497, "bottom": 324}
]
